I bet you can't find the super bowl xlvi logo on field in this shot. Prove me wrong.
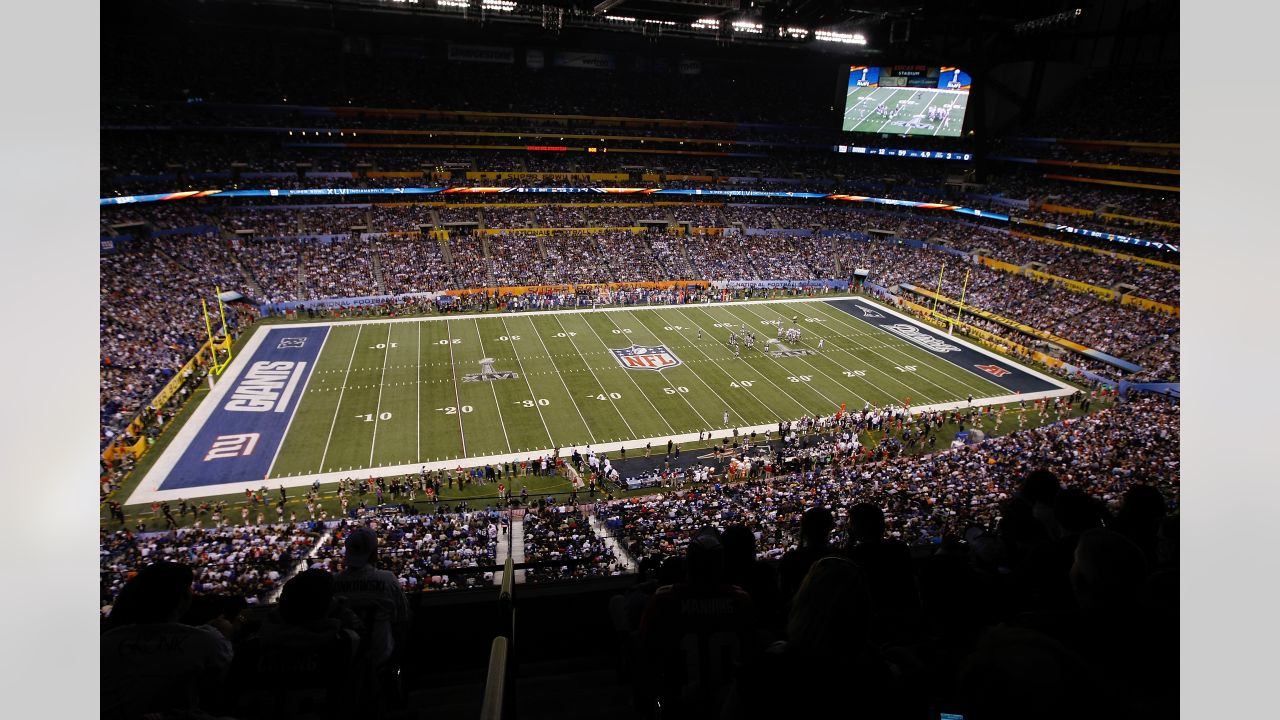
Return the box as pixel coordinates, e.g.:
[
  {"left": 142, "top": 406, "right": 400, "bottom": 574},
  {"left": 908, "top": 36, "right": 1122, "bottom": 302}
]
[
  {"left": 612, "top": 345, "right": 683, "bottom": 371},
  {"left": 462, "top": 358, "right": 519, "bottom": 382}
]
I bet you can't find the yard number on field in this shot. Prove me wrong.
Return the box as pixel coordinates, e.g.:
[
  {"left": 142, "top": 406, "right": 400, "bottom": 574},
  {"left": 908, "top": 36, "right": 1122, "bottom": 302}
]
[
  {"left": 357, "top": 412, "right": 393, "bottom": 421},
  {"left": 438, "top": 406, "right": 473, "bottom": 414}
]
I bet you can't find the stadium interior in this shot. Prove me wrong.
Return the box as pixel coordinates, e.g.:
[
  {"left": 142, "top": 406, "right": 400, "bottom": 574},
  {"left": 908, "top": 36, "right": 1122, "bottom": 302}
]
[{"left": 99, "top": 1, "right": 1180, "bottom": 718}]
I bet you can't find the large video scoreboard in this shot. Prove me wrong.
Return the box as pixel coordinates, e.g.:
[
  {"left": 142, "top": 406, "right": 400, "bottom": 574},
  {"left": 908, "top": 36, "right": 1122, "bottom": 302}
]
[{"left": 842, "top": 65, "right": 972, "bottom": 137}]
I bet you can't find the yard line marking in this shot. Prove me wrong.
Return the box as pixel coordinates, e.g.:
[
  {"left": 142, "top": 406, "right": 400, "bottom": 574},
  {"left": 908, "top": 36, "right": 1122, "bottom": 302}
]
[
  {"left": 572, "top": 312, "right": 677, "bottom": 436},
  {"left": 619, "top": 309, "right": 722, "bottom": 429},
  {"left": 500, "top": 316, "right": 565, "bottom": 447},
  {"left": 699, "top": 305, "right": 847, "bottom": 411},
  {"left": 742, "top": 302, "right": 937, "bottom": 404},
  {"left": 654, "top": 308, "right": 790, "bottom": 418},
  {"left": 550, "top": 313, "right": 639, "bottom": 437},
  {"left": 416, "top": 321, "right": 421, "bottom": 462},
  {"left": 473, "top": 318, "right": 512, "bottom": 454},
  {"left": 266, "top": 327, "right": 331, "bottom": 479},
  {"left": 684, "top": 306, "right": 817, "bottom": 416},
  {"left": 318, "top": 325, "right": 363, "bottom": 473},
  {"left": 368, "top": 323, "right": 393, "bottom": 466},
  {"left": 806, "top": 300, "right": 1001, "bottom": 398},
  {"left": 446, "top": 319, "right": 468, "bottom": 456},
  {"left": 523, "top": 316, "right": 600, "bottom": 445}
]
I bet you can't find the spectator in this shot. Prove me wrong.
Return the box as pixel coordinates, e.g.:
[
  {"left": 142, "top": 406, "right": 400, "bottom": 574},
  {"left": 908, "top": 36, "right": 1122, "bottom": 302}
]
[
  {"left": 636, "top": 527, "right": 759, "bottom": 719},
  {"left": 234, "top": 568, "right": 362, "bottom": 718},
  {"left": 724, "top": 556, "right": 910, "bottom": 719},
  {"left": 101, "top": 561, "right": 235, "bottom": 720},
  {"left": 332, "top": 525, "right": 411, "bottom": 684},
  {"left": 721, "top": 523, "right": 783, "bottom": 635},
  {"left": 844, "top": 502, "right": 919, "bottom": 630},
  {"left": 778, "top": 506, "right": 836, "bottom": 605}
]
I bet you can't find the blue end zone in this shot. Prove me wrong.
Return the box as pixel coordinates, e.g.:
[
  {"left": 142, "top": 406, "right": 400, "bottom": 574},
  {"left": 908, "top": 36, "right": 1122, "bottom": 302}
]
[
  {"left": 159, "top": 326, "right": 330, "bottom": 490},
  {"left": 825, "top": 298, "right": 1062, "bottom": 395}
]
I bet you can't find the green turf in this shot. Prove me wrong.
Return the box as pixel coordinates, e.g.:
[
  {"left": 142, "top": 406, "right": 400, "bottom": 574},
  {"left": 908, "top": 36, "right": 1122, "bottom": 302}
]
[
  {"left": 264, "top": 300, "right": 1012, "bottom": 479},
  {"left": 841, "top": 85, "right": 968, "bottom": 136}
]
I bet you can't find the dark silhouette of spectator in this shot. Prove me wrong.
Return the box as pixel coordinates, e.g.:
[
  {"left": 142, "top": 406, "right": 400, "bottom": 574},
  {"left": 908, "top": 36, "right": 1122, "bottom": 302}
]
[
  {"left": 951, "top": 625, "right": 1098, "bottom": 720},
  {"left": 724, "top": 556, "right": 911, "bottom": 719},
  {"left": 233, "top": 569, "right": 362, "bottom": 719},
  {"left": 844, "top": 502, "right": 919, "bottom": 633},
  {"left": 1147, "top": 514, "right": 1178, "bottom": 616},
  {"left": 1112, "top": 484, "right": 1168, "bottom": 567},
  {"left": 1020, "top": 529, "right": 1174, "bottom": 717},
  {"left": 636, "top": 527, "right": 759, "bottom": 719},
  {"left": 621, "top": 554, "right": 685, "bottom": 632},
  {"left": 1025, "top": 487, "right": 1109, "bottom": 610},
  {"left": 778, "top": 506, "right": 836, "bottom": 605},
  {"left": 101, "top": 561, "right": 234, "bottom": 720},
  {"left": 1022, "top": 469, "right": 1064, "bottom": 540},
  {"left": 722, "top": 523, "right": 783, "bottom": 636},
  {"left": 332, "top": 525, "right": 411, "bottom": 709}
]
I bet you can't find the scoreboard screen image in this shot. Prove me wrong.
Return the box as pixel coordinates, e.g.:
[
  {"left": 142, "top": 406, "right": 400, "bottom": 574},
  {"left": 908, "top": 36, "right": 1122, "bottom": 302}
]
[{"left": 842, "top": 65, "right": 972, "bottom": 137}]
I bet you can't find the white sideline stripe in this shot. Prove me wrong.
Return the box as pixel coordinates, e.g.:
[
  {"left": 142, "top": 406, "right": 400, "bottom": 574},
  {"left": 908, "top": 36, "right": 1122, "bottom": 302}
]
[
  {"left": 250, "top": 295, "right": 854, "bottom": 330},
  {"left": 125, "top": 389, "right": 1075, "bottom": 504},
  {"left": 808, "top": 300, "right": 1005, "bottom": 397},
  {"left": 125, "top": 295, "right": 1078, "bottom": 505},
  {"left": 830, "top": 297, "right": 1075, "bottom": 392},
  {"left": 126, "top": 326, "right": 273, "bottom": 505},
  {"left": 273, "top": 362, "right": 309, "bottom": 413}
]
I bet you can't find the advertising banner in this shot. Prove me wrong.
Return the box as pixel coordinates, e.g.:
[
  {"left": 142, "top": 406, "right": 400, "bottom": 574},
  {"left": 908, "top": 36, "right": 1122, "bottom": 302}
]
[
  {"left": 448, "top": 44, "right": 515, "bottom": 64},
  {"left": 553, "top": 51, "right": 615, "bottom": 70}
]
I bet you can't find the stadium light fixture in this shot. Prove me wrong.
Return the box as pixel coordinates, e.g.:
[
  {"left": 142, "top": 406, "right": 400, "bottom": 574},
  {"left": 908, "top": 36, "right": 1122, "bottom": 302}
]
[
  {"left": 604, "top": 15, "right": 636, "bottom": 23},
  {"left": 692, "top": 18, "right": 719, "bottom": 31},
  {"left": 780, "top": 26, "right": 810, "bottom": 39},
  {"left": 481, "top": 0, "right": 516, "bottom": 12},
  {"left": 437, "top": 0, "right": 468, "bottom": 8},
  {"left": 731, "top": 20, "right": 763, "bottom": 34}
]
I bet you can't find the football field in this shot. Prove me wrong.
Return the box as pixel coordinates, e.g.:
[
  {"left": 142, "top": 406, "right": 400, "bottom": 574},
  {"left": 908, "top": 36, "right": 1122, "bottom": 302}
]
[
  {"left": 841, "top": 86, "right": 968, "bottom": 136},
  {"left": 129, "top": 297, "right": 1073, "bottom": 503}
]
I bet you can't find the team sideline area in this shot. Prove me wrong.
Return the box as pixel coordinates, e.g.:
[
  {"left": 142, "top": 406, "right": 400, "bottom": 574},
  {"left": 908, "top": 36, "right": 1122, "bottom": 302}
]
[{"left": 99, "top": 2, "right": 1179, "bottom": 720}]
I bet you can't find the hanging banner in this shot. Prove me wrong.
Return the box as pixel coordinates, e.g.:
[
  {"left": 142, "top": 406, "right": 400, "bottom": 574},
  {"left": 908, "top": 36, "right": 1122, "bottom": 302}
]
[
  {"left": 553, "top": 51, "right": 615, "bottom": 70},
  {"left": 447, "top": 44, "right": 515, "bottom": 64}
]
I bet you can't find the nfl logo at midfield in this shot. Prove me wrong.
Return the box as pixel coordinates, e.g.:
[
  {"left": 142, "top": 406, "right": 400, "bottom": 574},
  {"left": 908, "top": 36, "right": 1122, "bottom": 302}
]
[{"left": 612, "top": 345, "right": 683, "bottom": 372}]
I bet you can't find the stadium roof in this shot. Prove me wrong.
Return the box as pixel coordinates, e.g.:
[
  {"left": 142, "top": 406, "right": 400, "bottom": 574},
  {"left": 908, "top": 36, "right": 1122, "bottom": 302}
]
[{"left": 187, "top": 0, "right": 1097, "bottom": 50}]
